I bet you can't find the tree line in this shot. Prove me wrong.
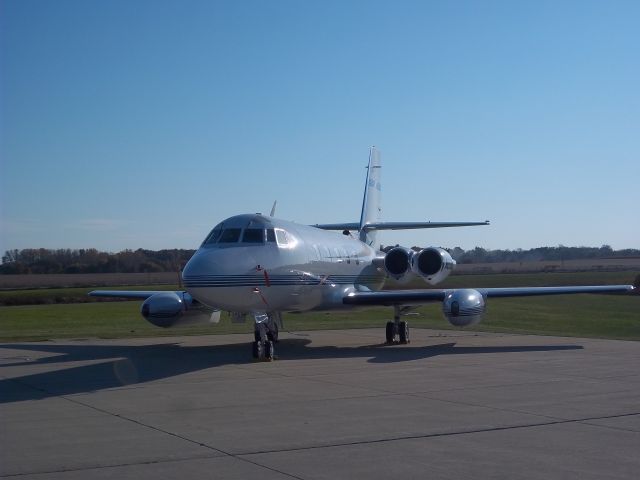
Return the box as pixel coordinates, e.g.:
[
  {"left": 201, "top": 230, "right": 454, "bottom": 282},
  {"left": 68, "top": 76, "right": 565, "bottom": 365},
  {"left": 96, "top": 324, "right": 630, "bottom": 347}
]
[
  {"left": 446, "top": 245, "right": 639, "bottom": 264},
  {"left": 1, "top": 245, "right": 638, "bottom": 275},
  {"left": 0, "top": 248, "right": 196, "bottom": 274}
]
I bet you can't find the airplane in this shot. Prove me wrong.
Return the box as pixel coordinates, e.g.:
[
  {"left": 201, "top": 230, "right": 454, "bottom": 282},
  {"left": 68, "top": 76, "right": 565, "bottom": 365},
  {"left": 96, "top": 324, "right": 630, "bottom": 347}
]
[{"left": 90, "top": 147, "right": 635, "bottom": 360}]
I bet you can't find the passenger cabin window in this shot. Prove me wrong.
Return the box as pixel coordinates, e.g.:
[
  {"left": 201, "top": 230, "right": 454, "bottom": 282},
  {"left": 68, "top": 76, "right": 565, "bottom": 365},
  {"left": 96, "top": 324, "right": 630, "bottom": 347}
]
[
  {"left": 266, "top": 229, "right": 276, "bottom": 242},
  {"left": 218, "top": 228, "right": 241, "bottom": 243},
  {"left": 242, "top": 228, "right": 264, "bottom": 243},
  {"left": 275, "top": 229, "right": 289, "bottom": 246}
]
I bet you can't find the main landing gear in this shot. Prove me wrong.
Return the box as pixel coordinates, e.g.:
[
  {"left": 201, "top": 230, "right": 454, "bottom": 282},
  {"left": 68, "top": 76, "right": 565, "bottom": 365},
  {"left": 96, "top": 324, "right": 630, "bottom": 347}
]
[
  {"left": 252, "top": 313, "right": 279, "bottom": 361},
  {"left": 385, "top": 305, "right": 410, "bottom": 345}
]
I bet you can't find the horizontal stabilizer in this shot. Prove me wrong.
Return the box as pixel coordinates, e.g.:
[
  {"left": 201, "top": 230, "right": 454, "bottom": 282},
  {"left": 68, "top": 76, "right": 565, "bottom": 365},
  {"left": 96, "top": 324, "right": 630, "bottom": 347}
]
[
  {"left": 312, "top": 223, "right": 360, "bottom": 231},
  {"left": 364, "top": 221, "right": 489, "bottom": 230},
  {"left": 313, "top": 221, "right": 489, "bottom": 231}
]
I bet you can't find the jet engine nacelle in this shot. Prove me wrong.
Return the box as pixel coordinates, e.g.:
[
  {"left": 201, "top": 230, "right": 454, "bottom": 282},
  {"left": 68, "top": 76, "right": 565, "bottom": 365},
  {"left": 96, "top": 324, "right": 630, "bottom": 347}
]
[
  {"left": 443, "top": 289, "right": 486, "bottom": 327},
  {"left": 411, "top": 247, "right": 455, "bottom": 285},
  {"left": 383, "top": 247, "right": 414, "bottom": 280},
  {"left": 141, "top": 292, "right": 220, "bottom": 328}
]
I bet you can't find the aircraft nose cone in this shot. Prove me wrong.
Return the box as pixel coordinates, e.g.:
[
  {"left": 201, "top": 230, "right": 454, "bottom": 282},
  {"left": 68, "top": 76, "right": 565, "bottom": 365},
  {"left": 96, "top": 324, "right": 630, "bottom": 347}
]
[
  {"left": 181, "top": 248, "right": 258, "bottom": 285},
  {"left": 182, "top": 249, "right": 219, "bottom": 278},
  {"left": 181, "top": 247, "right": 265, "bottom": 310}
]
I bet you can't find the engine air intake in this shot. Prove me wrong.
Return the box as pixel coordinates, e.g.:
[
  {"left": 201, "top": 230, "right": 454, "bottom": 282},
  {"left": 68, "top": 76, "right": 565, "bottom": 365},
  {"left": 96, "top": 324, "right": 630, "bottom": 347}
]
[
  {"left": 410, "top": 247, "right": 456, "bottom": 285},
  {"left": 416, "top": 248, "right": 442, "bottom": 275},
  {"left": 384, "top": 247, "right": 412, "bottom": 278}
]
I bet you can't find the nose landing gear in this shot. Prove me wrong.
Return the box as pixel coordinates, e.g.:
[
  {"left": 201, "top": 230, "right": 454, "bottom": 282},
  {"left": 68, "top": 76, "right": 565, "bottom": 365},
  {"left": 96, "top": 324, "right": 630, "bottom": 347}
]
[{"left": 252, "top": 313, "right": 280, "bottom": 361}]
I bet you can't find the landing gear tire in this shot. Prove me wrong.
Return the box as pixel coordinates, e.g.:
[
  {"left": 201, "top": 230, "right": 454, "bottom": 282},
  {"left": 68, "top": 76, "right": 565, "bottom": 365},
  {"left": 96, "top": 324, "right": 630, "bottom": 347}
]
[
  {"left": 264, "top": 340, "right": 275, "bottom": 361},
  {"left": 254, "top": 323, "right": 267, "bottom": 343},
  {"left": 252, "top": 340, "right": 264, "bottom": 360},
  {"left": 398, "top": 321, "right": 409, "bottom": 344},
  {"left": 385, "top": 321, "right": 396, "bottom": 344},
  {"left": 267, "top": 322, "right": 279, "bottom": 343}
]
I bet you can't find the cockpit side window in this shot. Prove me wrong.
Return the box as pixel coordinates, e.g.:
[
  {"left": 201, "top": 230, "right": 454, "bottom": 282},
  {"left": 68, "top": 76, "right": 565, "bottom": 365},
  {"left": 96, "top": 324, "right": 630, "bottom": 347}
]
[
  {"left": 242, "top": 228, "right": 264, "bottom": 243},
  {"left": 266, "top": 229, "right": 276, "bottom": 242},
  {"left": 218, "top": 228, "right": 241, "bottom": 243},
  {"left": 275, "top": 228, "right": 289, "bottom": 246}
]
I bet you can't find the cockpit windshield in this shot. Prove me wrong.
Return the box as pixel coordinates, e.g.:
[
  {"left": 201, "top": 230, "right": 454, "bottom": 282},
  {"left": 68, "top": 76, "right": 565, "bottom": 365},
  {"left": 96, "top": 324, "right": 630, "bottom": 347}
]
[
  {"left": 242, "top": 229, "right": 264, "bottom": 243},
  {"left": 218, "top": 228, "right": 241, "bottom": 243},
  {"left": 202, "top": 220, "right": 283, "bottom": 247},
  {"left": 203, "top": 226, "right": 222, "bottom": 245}
]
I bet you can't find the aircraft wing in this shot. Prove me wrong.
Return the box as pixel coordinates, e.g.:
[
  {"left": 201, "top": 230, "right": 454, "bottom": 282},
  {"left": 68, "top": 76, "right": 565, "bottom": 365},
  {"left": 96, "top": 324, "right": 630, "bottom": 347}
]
[
  {"left": 89, "top": 290, "right": 179, "bottom": 299},
  {"left": 478, "top": 285, "right": 635, "bottom": 298},
  {"left": 343, "top": 285, "right": 634, "bottom": 306}
]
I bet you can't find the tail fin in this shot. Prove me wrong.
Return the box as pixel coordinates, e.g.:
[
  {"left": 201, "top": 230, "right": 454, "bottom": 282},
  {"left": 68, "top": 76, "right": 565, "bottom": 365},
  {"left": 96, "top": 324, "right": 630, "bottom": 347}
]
[
  {"left": 312, "top": 146, "right": 489, "bottom": 243},
  {"left": 359, "top": 146, "right": 382, "bottom": 246}
]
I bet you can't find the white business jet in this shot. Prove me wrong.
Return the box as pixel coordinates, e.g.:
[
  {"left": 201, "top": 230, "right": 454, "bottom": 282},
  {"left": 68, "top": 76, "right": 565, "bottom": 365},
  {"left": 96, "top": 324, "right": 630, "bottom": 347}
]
[{"left": 91, "top": 147, "right": 634, "bottom": 360}]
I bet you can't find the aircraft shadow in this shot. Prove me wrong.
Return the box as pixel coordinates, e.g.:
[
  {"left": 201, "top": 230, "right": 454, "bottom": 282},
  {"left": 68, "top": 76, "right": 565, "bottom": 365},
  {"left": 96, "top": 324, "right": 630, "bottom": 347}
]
[{"left": 0, "top": 339, "right": 583, "bottom": 404}]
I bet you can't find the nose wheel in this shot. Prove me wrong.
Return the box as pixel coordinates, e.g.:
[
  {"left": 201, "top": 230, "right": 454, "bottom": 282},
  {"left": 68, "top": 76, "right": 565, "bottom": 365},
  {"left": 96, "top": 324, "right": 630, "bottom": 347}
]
[
  {"left": 252, "top": 320, "right": 277, "bottom": 361},
  {"left": 252, "top": 338, "right": 264, "bottom": 359}
]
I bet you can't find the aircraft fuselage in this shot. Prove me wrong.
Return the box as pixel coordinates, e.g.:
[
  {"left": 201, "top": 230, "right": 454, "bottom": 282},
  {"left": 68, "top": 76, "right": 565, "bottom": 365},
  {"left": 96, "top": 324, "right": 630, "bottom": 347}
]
[{"left": 182, "top": 214, "right": 384, "bottom": 313}]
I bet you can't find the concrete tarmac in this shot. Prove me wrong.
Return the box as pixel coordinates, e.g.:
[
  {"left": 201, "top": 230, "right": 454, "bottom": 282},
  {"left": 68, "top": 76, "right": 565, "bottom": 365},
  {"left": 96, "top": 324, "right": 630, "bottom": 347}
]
[{"left": 2, "top": 328, "right": 639, "bottom": 479}]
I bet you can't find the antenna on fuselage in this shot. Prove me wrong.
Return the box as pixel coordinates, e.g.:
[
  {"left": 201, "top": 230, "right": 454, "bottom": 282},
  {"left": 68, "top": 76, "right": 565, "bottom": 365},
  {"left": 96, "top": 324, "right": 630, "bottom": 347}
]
[{"left": 270, "top": 200, "right": 277, "bottom": 217}]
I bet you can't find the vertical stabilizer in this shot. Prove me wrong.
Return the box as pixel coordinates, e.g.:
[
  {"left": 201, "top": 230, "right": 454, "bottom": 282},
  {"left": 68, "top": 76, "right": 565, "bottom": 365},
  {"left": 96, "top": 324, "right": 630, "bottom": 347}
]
[{"left": 358, "top": 147, "right": 382, "bottom": 246}]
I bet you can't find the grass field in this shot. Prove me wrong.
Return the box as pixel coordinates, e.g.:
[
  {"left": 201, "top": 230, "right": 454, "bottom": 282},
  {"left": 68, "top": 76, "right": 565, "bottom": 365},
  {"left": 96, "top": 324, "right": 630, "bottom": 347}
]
[
  {"left": 2, "top": 270, "right": 637, "bottom": 306},
  {"left": 0, "top": 271, "right": 637, "bottom": 342},
  {"left": 0, "top": 272, "right": 178, "bottom": 289},
  {"left": 0, "top": 285, "right": 177, "bottom": 306}
]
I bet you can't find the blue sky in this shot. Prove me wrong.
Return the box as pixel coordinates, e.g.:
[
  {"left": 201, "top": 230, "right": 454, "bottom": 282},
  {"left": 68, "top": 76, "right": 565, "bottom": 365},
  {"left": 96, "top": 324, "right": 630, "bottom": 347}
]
[{"left": 1, "top": 0, "right": 638, "bottom": 253}]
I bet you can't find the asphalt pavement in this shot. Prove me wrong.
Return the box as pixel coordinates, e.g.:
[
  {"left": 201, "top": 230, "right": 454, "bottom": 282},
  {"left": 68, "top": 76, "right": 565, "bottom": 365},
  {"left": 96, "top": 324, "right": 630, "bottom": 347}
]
[{"left": 2, "top": 328, "right": 639, "bottom": 479}]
